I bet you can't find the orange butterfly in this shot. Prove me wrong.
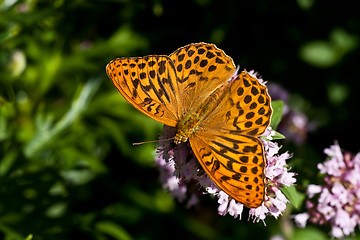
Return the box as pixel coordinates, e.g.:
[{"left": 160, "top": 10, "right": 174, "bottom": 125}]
[{"left": 106, "top": 43, "right": 272, "bottom": 208}]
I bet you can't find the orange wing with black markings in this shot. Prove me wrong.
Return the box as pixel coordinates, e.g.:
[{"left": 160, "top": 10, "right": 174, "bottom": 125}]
[
  {"left": 106, "top": 43, "right": 272, "bottom": 208},
  {"left": 106, "top": 55, "right": 179, "bottom": 126},
  {"left": 189, "top": 72, "right": 272, "bottom": 208},
  {"left": 169, "top": 43, "right": 236, "bottom": 116}
]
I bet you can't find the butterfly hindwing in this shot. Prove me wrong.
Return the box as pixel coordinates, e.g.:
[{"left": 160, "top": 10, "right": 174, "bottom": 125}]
[
  {"left": 199, "top": 71, "right": 272, "bottom": 137},
  {"left": 226, "top": 72, "right": 272, "bottom": 136},
  {"left": 106, "top": 55, "right": 180, "bottom": 126},
  {"left": 190, "top": 133, "right": 266, "bottom": 208}
]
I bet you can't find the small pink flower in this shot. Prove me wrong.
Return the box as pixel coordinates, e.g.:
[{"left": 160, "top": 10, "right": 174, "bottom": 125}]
[
  {"left": 294, "top": 141, "right": 360, "bottom": 238},
  {"left": 318, "top": 142, "right": 345, "bottom": 176},
  {"left": 227, "top": 199, "right": 244, "bottom": 219},
  {"left": 306, "top": 184, "right": 322, "bottom": 198},
  {"left": 217, "top": 191, "right": 230, "bottom": 216},
  {"left": 331, "top": 226, "right": 344, "bottom": 239},
  {"left": 331, "top": 182, "right": 348, "bottom": 206},
  {"left": 249, "top": 204, "right": 269, "bottom": 223},
  {"left": 294, "top": 213, "right": 309, "bottom": 228}
]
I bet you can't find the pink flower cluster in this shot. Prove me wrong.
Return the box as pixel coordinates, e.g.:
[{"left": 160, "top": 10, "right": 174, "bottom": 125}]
[
  {"left": 294, "top": 142, "right": 360, "bottom": 238},
  {"left": 248, "top": 129, "right": 296, "bottom": 224},
  {"left": 155, "top": 125, "right": 296, "bottom": 223}
]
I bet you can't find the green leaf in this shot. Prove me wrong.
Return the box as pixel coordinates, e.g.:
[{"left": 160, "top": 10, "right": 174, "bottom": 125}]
[
  {"left": 95, "top": 221, "right": 133, "bottom": 240},
  {"left": 291, "top": 227, "right": 328, "bottom": 240},
  {"left": 272, "top": 130, "right": 285, "bottom": 140},
  {"left": 0, "top": 81, "right": 15, "bottom": 102},
  {"left": 0, "top": 224, "right": 24, "bottom": 240},
  {"left": 24, "top": 77, "right": 101, "bottom": 157},
  {"left": 281, "top": 185, "right": 305, "bottom": 209},
  {"left": 0, "top": 114, "right": 8, "bottom": 141},
  {"left": 299, "top": 41, "right": 339, "bottom": 68},
  {"left": 0, "top": 150, "right": 17, "bottom": 176},
  {"left": 45, "top": 202, "right": 67, "bottom": 218},
  {"left": 270, "top": 100, "right": 284, "bottom": 130},
  {"left": 25, "top": 234, "right": 33, "bottom": 240},
  {"left": 154, "top": 190, "right": 175, "bottom": 213},
  {"left": 0, "top": 25, "right": 20, "bottom": 44},
  {"left": 183, "top": 217, "right": 220, "bottom": 240}
]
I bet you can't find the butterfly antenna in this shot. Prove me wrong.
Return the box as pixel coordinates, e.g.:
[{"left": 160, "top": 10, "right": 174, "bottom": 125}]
[{"left": 132, "top": 137, "right": 175, "bottom": 146}]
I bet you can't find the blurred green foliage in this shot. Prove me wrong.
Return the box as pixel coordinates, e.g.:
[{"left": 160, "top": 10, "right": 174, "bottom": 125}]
[{"left": 0, "top": 0, "right": 359, "bottom": 239}]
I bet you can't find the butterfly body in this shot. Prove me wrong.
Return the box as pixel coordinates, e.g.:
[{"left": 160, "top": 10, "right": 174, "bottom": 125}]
[
  {"left": 106, "top": 43, "right": 272, "bottom": 208},
  {"left": 175, "top": 114, "right": 197, "bottom": 144}
]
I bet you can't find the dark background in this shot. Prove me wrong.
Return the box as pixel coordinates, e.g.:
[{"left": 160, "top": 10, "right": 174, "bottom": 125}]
[{"left": 1, "top": 0, "right": 359, "bottom": 239}]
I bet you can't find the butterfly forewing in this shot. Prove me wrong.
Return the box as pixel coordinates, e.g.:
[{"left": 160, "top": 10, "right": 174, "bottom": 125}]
[
  {"left": 169, "top": 43, "right": 236, "bottom": 117},
  {"left": 106, "top": 56, "right": 180, "bottom": 126}
]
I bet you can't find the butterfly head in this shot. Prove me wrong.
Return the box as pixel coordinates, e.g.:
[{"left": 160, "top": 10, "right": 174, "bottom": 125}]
[{"left": 174, "top": 129, "right": 188, "bottom": 144}]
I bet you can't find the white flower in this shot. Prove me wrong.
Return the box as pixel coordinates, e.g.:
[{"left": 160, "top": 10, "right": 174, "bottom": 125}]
[
  {"left": 306, "top": 184, "right": 322, "bottom": 198},
  {"left": 294, "top": 213, "right": 309, "bottom": 228}
]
